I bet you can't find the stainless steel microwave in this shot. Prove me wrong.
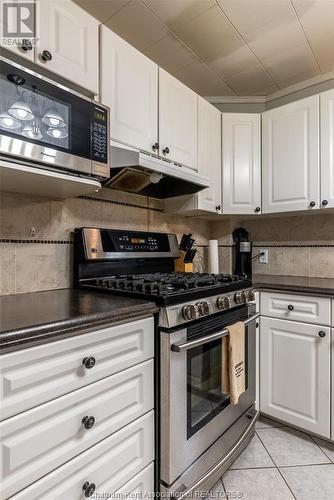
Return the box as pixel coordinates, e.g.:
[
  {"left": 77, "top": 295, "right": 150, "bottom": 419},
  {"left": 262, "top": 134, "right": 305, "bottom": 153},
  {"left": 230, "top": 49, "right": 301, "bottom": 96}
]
[{"left": 0, "top": 57, "right": 110, "bottom": 179}]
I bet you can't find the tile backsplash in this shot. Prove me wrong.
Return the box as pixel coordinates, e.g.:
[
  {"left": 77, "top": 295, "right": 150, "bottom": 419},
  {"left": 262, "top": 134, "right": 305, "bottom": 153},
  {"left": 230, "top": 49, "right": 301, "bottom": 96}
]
[
  {"left": 2, "top": 189, "right": 334, "bottom": 296},
  {"left": 214, "top": 212, "right": 334, "bottom": 279},
  {"left": 0, "top": 189, "right": 214, "bottom": 295}
]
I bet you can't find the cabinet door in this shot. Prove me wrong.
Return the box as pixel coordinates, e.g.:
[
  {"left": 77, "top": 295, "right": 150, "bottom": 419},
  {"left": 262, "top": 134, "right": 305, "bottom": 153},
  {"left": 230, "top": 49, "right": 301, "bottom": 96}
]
[
  {"left": 101, "top": 27, "right": 158, "bottom": 153},
  {"left": 159, "top": 68, "right": 198, "bottom": 170},
  {"left": 1, "top": 0, "right": 35, "bottom": 61},
  {"left": 197, "top": 97, "right": 222, "bottom": 213},
  {"left": 332, "top": 329, "right": 334, "bottom": 441},
  {"left": 222, "top": 113, "right": 261, "bottom": 214},
  {"left": 260, "top": 317, "right": 330, "bottom": 438},
  {"left": 35, "top": 0, "right": 99, "bottom": 94},
  {"left": 262, "top": 96, "right": 319, "bottom": 213},
  {"left": 321, "top": 89, "right": 334, "bottom": 209},
  {"left": 10, "top": 412, "right": 154, "bottom": 500}
]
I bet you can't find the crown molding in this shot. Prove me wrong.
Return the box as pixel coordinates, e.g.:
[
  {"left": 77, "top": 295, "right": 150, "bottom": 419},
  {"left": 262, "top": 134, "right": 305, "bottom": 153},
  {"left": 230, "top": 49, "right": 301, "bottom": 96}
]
[
  {"left": 207, "top": 96, "right": 266, "bottom": 104},
  {"left": 206, "top": 70, "right": 334, "bottom": 105}
]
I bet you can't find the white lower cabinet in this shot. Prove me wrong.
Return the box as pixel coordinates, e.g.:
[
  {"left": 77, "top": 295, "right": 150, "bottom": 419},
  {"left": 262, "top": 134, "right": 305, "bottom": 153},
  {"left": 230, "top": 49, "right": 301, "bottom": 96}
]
[
  {"left": 332, "top": 328, "right": 334, "bottom": 441},
  {"left": 0, "top": 360, "right": 153, "bottom": 498},
  {"left": 0, "top": 317, "right": 154, "bottom": 420},
  {"left": 260, "top": 317, "right": 330, "bottom": 438},
  {"left": 10, "top": 411, "right": 154, "bottom": 500},
  {"left": 115, "top": 463, "right": 154, "bottom": 499}
]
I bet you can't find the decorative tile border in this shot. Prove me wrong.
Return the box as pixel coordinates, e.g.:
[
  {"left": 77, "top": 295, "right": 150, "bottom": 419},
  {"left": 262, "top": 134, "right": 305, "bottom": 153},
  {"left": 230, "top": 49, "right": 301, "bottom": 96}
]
[
  {"left": 253, "top": 243, "right": 334, "bottom": 248},
  {"left": 0, "top": 239, "right": 72, "bottom": 244},
  {"left": 80, "top": 195, "right": 163, "bottom": 212}
]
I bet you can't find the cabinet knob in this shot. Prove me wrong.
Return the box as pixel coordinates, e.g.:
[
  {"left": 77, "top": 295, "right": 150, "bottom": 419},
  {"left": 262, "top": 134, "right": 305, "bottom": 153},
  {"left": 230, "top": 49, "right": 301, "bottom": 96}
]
[
  {"left": 322, "top": 200, "right": 328, "bottom": 206},
  {"left": 318, "top": 331, "right": 326, "bottom": 338},
  {"left": 82, "top": 356, "right": 96, "bottom": 369},
  {"left": 309, "top": 201, "right": 316, "bottom": 207},
  {"left": 82, "top": 482, "right": 96, "bottom": 497},
  {"left": 255, "top": 206, "right": 261, "bottom": 213},
  {"left": 216, "top": 204, "right": 221, "bottom": 211},
  {"left": 152, "top": 142, "right": 159, "bottom": 152},
  {"left": 162, "top": 147, "right": 170, "bottom": 155},
  {"left": 82, "top": 416, "right": 96, "bottom": 430},
  {"left": 41, "top": 49, "right": 52, "bottom": 62},
  {"left": 21, "top": 39, "right": 33, "bottom": 52},
  {"left": 287, "top": 304, "right": 294, "bottom": 311}
]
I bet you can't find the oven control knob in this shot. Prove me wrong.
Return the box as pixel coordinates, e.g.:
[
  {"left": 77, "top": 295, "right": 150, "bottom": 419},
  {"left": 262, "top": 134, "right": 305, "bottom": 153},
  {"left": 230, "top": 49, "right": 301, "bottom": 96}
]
[
  {"left": 247, "top": 289, "right": 256, "bottom": 302},
  {"left": 217, "top": 296, "right": 231, "bottom": 310},
  {"left": 182, "top": 304, "right": 199, "bottom": 321},
  {"left": 234, "top": 291, "right": 247, "bottom": 304},
  {"left": 197, "top": 301, "right": 210, "bottom": 316}
]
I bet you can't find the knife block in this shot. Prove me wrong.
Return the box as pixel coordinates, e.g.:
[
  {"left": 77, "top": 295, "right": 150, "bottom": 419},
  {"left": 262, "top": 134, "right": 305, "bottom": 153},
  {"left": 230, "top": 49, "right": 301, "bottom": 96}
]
[{"left": 174, "top": 251, "right": 194, "bottom": 273}]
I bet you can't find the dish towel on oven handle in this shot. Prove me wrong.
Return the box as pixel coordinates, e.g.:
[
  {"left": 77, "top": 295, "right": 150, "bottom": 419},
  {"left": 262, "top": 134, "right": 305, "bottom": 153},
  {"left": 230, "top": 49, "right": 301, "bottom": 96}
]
[{"left": 221, "top": 321, "right": 246, "bottom": 405}]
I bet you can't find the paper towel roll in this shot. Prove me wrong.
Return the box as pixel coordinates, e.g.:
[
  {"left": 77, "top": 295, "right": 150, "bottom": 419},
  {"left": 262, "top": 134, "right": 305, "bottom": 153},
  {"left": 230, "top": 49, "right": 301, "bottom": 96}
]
[{"left": 209, "top": 240, "right": 219, "bottom": 274}]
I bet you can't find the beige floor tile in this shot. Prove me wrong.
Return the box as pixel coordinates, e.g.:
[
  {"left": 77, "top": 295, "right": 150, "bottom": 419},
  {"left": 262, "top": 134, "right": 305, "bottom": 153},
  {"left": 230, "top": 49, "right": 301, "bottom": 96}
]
[
  {"left": 280, "top": 464, "right": 334, "bottom": 500},
  {"left": 256, "top": 426, "right": 330, "bottom": 467}
]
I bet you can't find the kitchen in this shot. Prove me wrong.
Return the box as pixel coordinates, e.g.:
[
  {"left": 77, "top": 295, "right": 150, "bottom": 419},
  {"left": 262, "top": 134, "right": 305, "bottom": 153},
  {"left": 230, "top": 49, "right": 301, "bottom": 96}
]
[{"left": 1, "top": 0, "right": 334, "bottom": 499}]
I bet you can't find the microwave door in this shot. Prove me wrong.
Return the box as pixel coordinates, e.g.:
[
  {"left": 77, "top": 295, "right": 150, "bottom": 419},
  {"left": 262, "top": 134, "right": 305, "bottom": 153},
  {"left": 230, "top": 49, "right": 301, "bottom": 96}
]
[{"left": 0, "top": 58, "right": 108, "bottom": 176}]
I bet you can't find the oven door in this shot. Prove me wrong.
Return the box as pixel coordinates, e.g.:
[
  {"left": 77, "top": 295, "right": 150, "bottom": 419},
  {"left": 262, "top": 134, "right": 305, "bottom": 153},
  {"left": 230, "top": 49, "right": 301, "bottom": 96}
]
[
  {"left": 160, "top": 304, "right": 258, "bottom": 487},
  {"left": 0, "top": 57, "right": 109, "bottom": 176}
]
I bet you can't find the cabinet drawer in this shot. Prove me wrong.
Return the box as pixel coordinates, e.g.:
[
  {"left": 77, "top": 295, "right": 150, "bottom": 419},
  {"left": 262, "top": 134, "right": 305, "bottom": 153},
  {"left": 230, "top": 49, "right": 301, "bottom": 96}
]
[
  {"left": 0, "top": 317, "right": 154, "bottom": 420},
  {"left": 0, "top": 360, "right": 153, "bottom": 499},
  {"left": 115, "top": 463, "right": 154, "bottom": 498},
  {"left": 260, "top": 292, "right": 330, "bottom": 325},
  {"left": 10, "top": 411, "right": 154, "bottom": 500}
]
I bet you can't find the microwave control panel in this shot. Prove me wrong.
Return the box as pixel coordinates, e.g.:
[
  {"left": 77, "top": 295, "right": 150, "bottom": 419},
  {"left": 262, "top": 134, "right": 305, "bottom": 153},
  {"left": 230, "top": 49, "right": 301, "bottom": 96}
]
[{"left": 92, "top": 106, "right": 108, "bottom": 164}]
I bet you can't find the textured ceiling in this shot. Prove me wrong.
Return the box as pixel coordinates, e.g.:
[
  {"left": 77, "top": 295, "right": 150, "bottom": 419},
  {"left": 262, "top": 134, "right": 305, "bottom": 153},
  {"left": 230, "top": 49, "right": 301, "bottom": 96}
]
[{"left": 74, "top": 0, "right": 334, "bottom": 97}]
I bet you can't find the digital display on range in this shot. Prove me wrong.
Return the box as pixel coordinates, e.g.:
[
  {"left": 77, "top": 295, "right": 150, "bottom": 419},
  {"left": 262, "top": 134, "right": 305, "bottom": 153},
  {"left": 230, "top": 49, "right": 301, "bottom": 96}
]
[
  {"left": 131, "top": 238, "right": 146, "bottom": 244},
  {"left": 100, "top": 230, "right": 171, "bottom": 252}
]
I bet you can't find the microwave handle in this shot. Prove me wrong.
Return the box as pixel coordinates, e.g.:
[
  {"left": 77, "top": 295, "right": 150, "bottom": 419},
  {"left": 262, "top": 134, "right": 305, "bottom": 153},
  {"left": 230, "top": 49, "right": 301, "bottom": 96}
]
[{"left": 170, "top": 312, "right": 260, "bottom": 353}]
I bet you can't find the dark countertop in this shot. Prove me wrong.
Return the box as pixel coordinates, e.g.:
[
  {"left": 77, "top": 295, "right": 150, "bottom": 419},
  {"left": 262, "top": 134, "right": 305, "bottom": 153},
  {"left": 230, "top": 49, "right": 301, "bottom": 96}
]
[
  {"left": 253, "top": 274, "right": 334, "bottom": 297},
  {"left": 0, "top": 289, "right": 158, "bottom": 353}
]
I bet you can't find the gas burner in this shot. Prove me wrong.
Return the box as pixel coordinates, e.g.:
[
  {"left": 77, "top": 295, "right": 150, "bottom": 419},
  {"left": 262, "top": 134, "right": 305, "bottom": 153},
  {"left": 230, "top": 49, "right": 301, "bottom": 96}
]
[{"left": 89, "top": 272, "right": 250, "bottom": 306}]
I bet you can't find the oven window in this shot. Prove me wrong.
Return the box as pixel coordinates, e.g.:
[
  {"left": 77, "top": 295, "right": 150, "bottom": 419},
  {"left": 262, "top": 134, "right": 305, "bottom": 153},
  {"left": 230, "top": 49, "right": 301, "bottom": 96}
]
[{"left": 187, "top": 333, "right": 248, "bottom": 438}]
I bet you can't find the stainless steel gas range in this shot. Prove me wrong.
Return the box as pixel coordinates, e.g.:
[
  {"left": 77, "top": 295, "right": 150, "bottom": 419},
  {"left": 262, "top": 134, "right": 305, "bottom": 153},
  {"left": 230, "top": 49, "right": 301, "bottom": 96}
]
[{"left": 74, "top": 227, "right": 259, "bottom": 497}]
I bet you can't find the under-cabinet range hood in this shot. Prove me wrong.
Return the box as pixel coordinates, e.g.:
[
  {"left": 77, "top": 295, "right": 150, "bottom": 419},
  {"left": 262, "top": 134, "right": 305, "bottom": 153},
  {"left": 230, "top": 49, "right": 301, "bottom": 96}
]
[{"left": 103, "top": 143, "right": 209, "bottom": 199}]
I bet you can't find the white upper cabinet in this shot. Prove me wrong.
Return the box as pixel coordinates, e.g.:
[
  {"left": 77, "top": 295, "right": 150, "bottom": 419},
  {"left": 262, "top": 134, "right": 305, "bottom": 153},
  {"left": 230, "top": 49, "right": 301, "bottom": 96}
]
[
  {"left": 197, "top": 97, "right": 222, "bottom": 213},
  {"left": 222, "top": 113, "right": 261, "bottom": 214},
  {"left": 262, "top": 95, "right": 319, "bottom": 214},
  {"left": 320, "top": 89, "right": 334, "bottom": 209},
  {"left": 159, "top": 68, "right": 198, "bottom": 171},
  {"left": 101, "top": 27, "right": 158, "bottom": 154},
  {"left": 2, "top": 0, "right": 35, "bottom": 61},
  {"left": 35, "top": 0, "right": 99, "bottom": 94}
]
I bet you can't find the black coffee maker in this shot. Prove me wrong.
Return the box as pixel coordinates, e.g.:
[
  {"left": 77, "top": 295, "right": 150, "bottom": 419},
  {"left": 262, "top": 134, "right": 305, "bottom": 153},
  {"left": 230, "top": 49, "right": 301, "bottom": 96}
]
[{"left": 233, "top": 227, "right": 252, "bottom": 277}]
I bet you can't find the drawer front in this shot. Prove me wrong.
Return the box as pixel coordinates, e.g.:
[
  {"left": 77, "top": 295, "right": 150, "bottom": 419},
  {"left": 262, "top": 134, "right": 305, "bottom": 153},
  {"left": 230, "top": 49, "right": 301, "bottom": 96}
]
[
  {"left": 0, "top": 360, "right": 154, "bottom": 499},
  {"left": 260, "top": 292, "right": 330, "bottom": 325},
  {"left": 0, "top": 317, "right": 154, "bottom": 420},
  {"left": 115, "top": 463, "right": 154, "bottom": 498},
  {"left": 10, "top": 411, "right": 154, "bottom": 500}
]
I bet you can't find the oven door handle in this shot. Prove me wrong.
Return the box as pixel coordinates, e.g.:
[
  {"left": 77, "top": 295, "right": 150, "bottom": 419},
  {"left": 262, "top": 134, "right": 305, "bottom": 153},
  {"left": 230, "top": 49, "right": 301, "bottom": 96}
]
[{"left": 170, "top": 312, "right": 260, "bottom": 352}]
